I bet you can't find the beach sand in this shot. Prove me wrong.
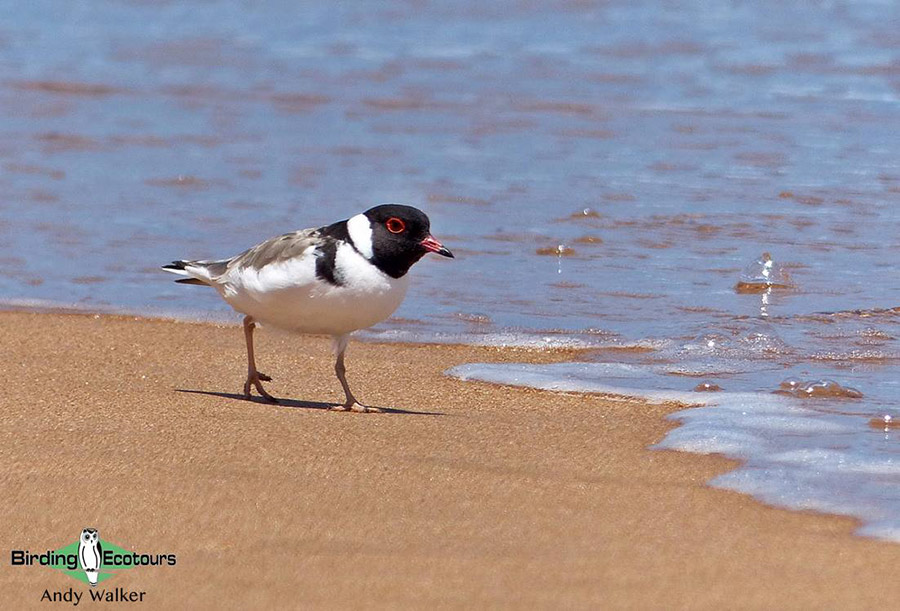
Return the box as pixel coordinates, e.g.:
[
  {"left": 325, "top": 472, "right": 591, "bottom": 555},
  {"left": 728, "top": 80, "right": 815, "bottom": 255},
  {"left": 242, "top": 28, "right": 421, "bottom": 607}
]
[{"left": 0, "top": 311, "right": 897, "bottom": 609}]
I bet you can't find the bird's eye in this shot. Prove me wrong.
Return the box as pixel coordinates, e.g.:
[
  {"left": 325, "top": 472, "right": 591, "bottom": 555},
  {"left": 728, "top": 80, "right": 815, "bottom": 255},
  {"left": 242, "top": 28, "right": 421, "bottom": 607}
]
[{"left": 386, "top": 217, "right": 406, "bottom": 234}]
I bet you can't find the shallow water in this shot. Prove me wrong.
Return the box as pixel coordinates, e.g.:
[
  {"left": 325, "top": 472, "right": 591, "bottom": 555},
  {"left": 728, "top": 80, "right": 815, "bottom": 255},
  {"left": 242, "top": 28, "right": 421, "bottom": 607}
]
[{"left": 2, "top": 2, "right": 900, "bottom": 539}]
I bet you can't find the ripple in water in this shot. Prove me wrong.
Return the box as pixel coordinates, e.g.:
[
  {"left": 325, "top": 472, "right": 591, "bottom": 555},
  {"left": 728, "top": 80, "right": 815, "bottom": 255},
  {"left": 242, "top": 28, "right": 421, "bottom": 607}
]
[
  {"left": 678, "top": 327, "right": 790, "bottom": 360},
  {"left": 776, "top": 379, "right": 863, "bottom": 399}
]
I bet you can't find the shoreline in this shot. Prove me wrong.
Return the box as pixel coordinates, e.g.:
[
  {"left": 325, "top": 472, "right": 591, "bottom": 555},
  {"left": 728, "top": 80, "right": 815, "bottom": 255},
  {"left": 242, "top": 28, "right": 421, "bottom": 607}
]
[
  {"left": 1, "top": 310, "right": 898, "bottom": 608},
  {"left": 0, "top": 299, "right": 611, "bottom": 351}
]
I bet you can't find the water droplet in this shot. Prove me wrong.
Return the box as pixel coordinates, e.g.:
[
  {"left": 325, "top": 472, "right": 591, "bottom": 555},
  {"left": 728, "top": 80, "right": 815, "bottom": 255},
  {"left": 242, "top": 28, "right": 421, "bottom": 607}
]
[
  {"left": 694, "top": 381, "right": 722, "bottom": 392},
  {"left": 569, "top": 207, "right": 601, "bottom": 219},
  {"left": 535, "top": 244, "right": 576, "bottom": 257},
  {"left": 735, "top": 252, "right": 794, "bottom": 293},
  {"left": 868, "top": 414, "right": 900, "bottom": 431}
]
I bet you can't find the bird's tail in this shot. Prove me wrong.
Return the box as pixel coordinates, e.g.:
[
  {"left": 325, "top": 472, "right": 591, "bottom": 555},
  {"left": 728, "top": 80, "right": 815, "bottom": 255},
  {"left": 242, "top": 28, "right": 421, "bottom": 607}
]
[{"left": 161, "top": 259, "right": 229, "bottom": 286}]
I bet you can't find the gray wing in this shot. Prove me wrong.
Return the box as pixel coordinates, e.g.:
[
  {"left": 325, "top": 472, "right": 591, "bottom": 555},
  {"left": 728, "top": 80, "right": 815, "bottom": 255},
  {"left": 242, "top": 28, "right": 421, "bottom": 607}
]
[
  {"left": 163, "top": 228, "right": 323, "bottom": 285},
  {"left": 226, "top": 228, "right": 323, "bottom": 273}
]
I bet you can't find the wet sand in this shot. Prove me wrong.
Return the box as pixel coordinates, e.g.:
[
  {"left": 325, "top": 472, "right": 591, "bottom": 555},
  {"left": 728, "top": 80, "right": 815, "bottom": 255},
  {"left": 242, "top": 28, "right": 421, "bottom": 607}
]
[{"left": 0, "top": 311, "right": 898, "bottom": 609}]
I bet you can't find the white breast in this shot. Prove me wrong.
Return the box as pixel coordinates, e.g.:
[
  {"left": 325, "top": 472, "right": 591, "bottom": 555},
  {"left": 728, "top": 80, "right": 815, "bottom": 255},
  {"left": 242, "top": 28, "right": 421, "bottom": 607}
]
[{"left": 218, "top": 243, "right": 409, "bottom": 336}]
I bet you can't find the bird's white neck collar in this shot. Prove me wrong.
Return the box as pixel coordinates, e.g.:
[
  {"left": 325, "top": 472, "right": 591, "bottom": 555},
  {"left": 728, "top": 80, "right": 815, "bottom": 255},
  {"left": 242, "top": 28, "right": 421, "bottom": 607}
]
[{"left": 346, "top": 213, "right": 374, "bottom": 259}]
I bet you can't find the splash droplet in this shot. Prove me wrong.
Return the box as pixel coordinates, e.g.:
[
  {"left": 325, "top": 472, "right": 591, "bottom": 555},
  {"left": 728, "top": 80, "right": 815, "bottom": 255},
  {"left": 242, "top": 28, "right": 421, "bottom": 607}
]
[
  {"left": 735, "top": 252, "right": 794, "bottom": 293},
  {"left": 536, "top": 244, "right": 576, "bottom": 256},
  {"left": 868, "top": 414, "right": 900, "bottom": 431},
  {"left": 694, "top": 381, "right": 722, "bottom": 392},
  {"left": 569, "top": 207, "right": 601, "bottom": 219}
]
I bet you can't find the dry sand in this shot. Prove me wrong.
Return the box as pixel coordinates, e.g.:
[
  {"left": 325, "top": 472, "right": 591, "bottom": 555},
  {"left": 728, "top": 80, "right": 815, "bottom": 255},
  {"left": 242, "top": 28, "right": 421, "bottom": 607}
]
[{"left": 0, "top": 311, "right": 898, "bottom": 609}]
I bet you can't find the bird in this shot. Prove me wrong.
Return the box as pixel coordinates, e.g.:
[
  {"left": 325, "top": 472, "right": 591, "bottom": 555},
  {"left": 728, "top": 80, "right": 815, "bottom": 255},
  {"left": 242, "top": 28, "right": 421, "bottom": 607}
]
[
  {"left": 78, "top": 528, "right": 102, "bottom": 587},
  {"left": 162, "top": 204, "right": 453, "bottom": 412}
]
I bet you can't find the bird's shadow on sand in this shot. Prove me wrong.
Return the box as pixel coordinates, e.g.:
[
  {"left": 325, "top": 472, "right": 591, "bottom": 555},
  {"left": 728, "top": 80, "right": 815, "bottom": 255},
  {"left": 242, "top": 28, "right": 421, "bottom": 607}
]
[{"left": 175, "top": 389, "right": 445, "bottom": 416}]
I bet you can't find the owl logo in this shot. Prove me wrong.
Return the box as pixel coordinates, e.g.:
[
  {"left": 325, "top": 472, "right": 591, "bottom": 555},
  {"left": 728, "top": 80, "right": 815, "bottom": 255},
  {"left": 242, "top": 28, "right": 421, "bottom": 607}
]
[{"left": 78, "top": 528, "right": 103, "bottom": 587}]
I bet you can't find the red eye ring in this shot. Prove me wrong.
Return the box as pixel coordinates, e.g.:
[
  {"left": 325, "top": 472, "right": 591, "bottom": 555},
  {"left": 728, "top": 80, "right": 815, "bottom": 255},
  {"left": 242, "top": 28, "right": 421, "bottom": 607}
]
[{"left": 386, "top": 217, "right": 406, "bottom": 234}]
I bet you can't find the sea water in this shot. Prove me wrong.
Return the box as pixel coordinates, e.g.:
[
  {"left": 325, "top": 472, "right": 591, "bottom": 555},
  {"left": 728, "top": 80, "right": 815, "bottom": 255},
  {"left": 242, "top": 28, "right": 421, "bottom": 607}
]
[{"left": 2, "top": 1, "right": 900, "bottom": 540}]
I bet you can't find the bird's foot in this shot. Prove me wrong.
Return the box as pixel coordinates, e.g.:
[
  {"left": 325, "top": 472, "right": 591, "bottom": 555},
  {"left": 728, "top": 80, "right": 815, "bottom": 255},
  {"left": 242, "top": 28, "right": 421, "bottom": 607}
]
[
  {"left": 331, "top": 402, "right": 381, "bottom": 413},
  {"left": 243, "top": 373, "right": 278, "bottom": 403}
]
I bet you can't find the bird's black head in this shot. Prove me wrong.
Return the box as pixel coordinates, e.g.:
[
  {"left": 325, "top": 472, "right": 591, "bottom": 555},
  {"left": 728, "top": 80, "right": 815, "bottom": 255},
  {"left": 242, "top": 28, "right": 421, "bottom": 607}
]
[{"left": 363, "top": 204, "right": 453, "bottom": 278}]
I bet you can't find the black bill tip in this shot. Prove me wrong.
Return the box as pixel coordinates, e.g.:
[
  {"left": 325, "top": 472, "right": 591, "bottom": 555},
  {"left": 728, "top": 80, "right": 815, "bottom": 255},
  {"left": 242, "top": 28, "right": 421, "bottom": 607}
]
[{"left": 421, "top": 235, "right": 454, "bottom": 258}]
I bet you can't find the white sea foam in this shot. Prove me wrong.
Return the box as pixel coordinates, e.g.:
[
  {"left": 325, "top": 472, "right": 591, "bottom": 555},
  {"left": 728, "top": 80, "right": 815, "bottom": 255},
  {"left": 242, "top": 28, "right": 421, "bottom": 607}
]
[
  {"left": 361, "top": 328, "right": 660, "bottom": 350},
  {"left": 448, "top": 362, "right": 697, "bottom": 401}
]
